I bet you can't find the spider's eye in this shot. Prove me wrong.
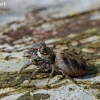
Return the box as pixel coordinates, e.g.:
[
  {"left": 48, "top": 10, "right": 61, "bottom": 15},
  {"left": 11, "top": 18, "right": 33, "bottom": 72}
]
[
  {"left": 30, "top": 52, "right": 33, "bottom": 54},
  {"left": 28, "top": 51, "right": 33, "bottom": 55},
  {"left": 34, "top": 59, "right": 39, "bottom": 62}
]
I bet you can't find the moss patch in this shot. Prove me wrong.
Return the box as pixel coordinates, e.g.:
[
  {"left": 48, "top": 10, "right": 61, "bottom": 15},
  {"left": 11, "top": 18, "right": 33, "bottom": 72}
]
[
  {"left": 96, "top": 93, "right": 100, "bottom": 99},
  {"left": 16, "top": 92, "right": 50, "bottom": 100}
]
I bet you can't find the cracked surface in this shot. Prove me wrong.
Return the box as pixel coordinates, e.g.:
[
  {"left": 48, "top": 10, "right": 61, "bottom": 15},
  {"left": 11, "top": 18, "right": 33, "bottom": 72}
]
[{"left": 1, "top": 0, "right": 100, "bottom": 100}]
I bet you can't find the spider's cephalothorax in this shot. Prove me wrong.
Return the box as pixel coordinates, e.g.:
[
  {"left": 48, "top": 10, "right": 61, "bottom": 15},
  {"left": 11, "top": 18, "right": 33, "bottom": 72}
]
[
  {"left": 27, "top": 41, "right": 55, "bottom": 64},
  {"left": 19, "top": 41, "right": 87, "bottom": 86},
  {"left": 37, "top": 41, "right": 55, "bottom": 64},
  {"left": 19, "top": 41, "right": 55, "bottom": 85}
]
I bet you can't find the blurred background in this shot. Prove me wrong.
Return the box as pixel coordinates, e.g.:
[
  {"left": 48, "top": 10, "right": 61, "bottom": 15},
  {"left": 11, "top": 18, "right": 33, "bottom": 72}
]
[
  {"left": 1, "top": 0, "right": 100, "bottom": 100},
  {"left": 0, "top": 0, "right": 100, "bottom": 46},
  {"left": 1, "top": 0, "right": 100, "bottom": 25}
]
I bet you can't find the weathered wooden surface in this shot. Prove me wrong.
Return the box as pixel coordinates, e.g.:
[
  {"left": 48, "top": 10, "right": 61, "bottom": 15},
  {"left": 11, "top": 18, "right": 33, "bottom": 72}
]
[
  {"left": 1, "top": 0, "right": 100, "bottom": 26},
  {"left": 1, "top": 0, "right": 100, "bottom": 100}
]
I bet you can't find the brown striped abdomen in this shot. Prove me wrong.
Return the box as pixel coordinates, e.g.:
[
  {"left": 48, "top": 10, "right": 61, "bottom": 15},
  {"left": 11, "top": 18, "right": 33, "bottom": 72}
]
[{"left": 55, "top": 49, "right": 87, "bottom": 76}]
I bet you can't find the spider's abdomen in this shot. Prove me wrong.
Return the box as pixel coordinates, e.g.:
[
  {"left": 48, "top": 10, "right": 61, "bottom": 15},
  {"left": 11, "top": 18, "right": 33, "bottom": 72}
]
[{"left": 55, "top": 49, "right": 87, "bottom": 76}]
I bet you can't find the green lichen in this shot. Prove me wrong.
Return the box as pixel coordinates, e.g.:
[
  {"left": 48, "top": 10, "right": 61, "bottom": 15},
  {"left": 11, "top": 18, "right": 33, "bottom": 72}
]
[
  {"left": 83, "top": 86, "right": 89, "bottom": 89},
  {"left": 16, "top": 92, "right": 50, "bottom": 100},
  {"left": 16, "top": 92, "right": 33, "bottom": 100},
  {"left": 96, "top": 93, "right": 100, "bottom": 99},
  {"left": 0, "top": 72, "right": 31, "bottom": 88},
  {"left": 33, "top": 93, "right": 50, "bottom": 100}
]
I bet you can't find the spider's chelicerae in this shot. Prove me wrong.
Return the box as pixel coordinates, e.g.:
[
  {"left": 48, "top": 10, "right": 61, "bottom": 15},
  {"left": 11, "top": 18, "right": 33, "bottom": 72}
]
[{"left": 19, "top": 41, "right": 87, "bottom": 86}]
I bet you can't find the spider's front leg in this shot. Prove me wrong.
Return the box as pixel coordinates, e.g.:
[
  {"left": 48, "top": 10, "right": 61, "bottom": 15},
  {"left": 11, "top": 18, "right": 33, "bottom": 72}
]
[
  {"left": 19, "top": 60, "right": 33, "bottom": 74},
  {"left": 29, "top": 63, "right": 46, "bottom": 81},
  {"left": 47, "top": 64, "right": 55, "bottom": 86}
]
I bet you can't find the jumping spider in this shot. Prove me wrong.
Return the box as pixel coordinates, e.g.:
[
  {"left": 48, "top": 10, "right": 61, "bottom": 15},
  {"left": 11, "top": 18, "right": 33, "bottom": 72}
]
[{"left": 19, "top": 41, "right": 87, "bottom": 86}]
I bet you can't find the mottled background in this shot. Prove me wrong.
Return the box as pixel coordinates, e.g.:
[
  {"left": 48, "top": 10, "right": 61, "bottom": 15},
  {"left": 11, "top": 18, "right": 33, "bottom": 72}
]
[{"left": 0, "top": 0, "right": 100, "bottom": 100}]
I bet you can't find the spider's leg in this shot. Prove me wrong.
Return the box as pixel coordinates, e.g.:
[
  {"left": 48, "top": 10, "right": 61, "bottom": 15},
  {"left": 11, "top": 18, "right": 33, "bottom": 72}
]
[
  {"left": 19, "top": 60, "right": 33, "bottom": 74},
  {"left": 32, "top": 41, "right": 45, "bottom": 49},
  {"left": 30, "top": 63, "right": 45, "bottom": 79},
  {"left": 47, "top": 64, "right": 55, "bottom": 85},
  {"left": 62, "top": 71, "right": 80, "bottom": 86}
]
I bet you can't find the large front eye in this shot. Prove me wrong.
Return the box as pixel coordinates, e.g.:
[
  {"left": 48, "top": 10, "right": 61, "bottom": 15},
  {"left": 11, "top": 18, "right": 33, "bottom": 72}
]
[
  {"left": 28, "top": 48, "right": 34, "bottom": 54},
  {"left": 28, "top": 50, "right": 33, "bottom": 55}
]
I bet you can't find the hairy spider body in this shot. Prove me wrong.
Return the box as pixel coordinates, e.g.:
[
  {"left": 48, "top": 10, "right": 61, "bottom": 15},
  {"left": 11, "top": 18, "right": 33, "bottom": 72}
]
[
  {"left": 19, "top": 41, "right": 87, "bottom": 86},
  {"left": 19, "top": 41, "right": 55, "bottom": 84},
  {"left": 55, "top": 49, "right": 87, "bottom": 76},
  {"left": 55, "top": 49, "right": 87, "bottom": 85}
]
